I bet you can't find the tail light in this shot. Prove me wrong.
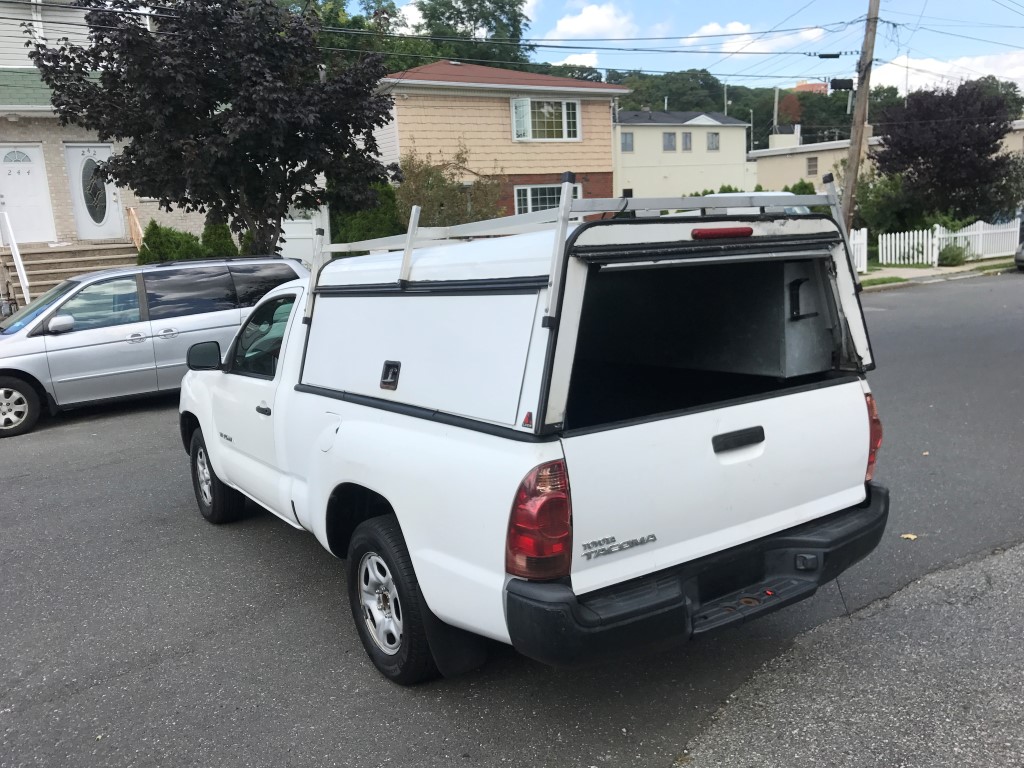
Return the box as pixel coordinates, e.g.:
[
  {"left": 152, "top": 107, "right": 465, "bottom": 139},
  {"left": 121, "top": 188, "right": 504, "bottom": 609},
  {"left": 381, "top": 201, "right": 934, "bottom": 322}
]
[
  {"left": 506, "top": 460, "right": 572, "bottom": 580},
  {"left": 865, "top": 394, "right": 883, "bottom": 482}
]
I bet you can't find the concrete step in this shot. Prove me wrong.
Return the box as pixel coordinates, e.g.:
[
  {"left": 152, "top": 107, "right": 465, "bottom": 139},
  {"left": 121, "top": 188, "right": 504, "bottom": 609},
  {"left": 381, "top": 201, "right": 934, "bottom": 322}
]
[
  {"left": 0, "top": 253, "right": 139, "bottom": 272},
  {"left": 12, "top": 241, "right": 137, "bottom": 257}
]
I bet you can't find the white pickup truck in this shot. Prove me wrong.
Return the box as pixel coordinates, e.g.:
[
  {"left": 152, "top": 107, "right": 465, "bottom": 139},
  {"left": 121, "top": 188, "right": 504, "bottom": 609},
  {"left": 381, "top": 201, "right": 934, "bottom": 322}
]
[{"left": 179, "top": 180, "right": 888, "bottom": 684}]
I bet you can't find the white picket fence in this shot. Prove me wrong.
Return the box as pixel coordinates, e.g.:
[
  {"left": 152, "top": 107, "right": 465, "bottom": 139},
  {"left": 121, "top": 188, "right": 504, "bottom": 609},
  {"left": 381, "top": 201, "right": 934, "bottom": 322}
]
[
  {"left": 879, "top": 218, "right": 1020, "bottom": 266},
  {"left": 849, "top": 227, "right": 868, "bottom": 274}
]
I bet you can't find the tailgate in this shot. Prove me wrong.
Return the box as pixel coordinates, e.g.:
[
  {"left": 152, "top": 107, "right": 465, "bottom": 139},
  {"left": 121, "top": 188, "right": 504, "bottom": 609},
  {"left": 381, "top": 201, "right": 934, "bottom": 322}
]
[{"left": 563, "top": 378, "right": 869, "bottom": 595}]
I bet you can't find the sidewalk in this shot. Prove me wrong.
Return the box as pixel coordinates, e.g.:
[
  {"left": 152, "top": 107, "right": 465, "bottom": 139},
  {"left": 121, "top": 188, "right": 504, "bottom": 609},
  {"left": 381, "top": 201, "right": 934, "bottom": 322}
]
[
  {"left": 861, "top": 259, "right": 1018, "bottom": 291},
  {"left": 680, "top": 541, "right": 1024, "bottom": 767}
]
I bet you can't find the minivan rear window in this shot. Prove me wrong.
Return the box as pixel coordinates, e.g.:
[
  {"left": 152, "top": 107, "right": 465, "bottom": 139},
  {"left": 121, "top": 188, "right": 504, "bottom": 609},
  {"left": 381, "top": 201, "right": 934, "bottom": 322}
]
[
  {"left": 229, "top": 263, "right": 298, "bottom": 307},
  {"left": 144, "top": 267, "right": 237, "bottom": 320}
]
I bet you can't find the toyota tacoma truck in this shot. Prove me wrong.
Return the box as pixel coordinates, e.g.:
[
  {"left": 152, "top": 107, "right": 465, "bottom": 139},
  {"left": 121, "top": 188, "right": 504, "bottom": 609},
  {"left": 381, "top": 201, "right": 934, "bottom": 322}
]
[{"left": 179, "top": 179, "right": 888, "bottom": 685}]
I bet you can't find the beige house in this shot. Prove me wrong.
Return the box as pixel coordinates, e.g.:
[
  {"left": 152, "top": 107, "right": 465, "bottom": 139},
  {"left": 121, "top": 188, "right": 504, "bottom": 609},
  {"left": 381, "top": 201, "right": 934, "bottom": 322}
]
[
  {"left": 379, "top": 62, "right": 629, "bottom": 215},
  {"left": 612, "top": 111, "right": 756, "bottom": 197},
  {"left": 0, "top": 0, "right": 203, "bottom": 254},
  {"left": 750, "top": 119, "right": 1024, "bottom": 192}
]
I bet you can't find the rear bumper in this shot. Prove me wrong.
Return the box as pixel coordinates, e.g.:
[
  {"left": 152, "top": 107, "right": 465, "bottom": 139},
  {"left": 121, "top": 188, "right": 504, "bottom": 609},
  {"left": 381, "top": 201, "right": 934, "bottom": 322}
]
[{"left": 505, "top": 483, "right": 889, "bottom": 667}]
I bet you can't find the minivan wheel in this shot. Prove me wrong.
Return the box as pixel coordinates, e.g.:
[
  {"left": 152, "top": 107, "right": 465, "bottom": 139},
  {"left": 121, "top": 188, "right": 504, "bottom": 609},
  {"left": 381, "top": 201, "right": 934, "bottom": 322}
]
[
  {"left": 346, "top": 515, "right": 438, "bottom": 685},
  {"left": 0, "top": 376, "right": 41, "bottom": 438},
  {"left": 189, "top": 429, "right": 246, "bottom": 524}
]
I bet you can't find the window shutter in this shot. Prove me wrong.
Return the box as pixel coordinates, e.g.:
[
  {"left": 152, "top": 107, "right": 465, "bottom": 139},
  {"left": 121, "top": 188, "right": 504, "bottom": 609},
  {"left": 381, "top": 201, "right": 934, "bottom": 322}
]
[{"left": 512, "top": 98, "right": 531, "bottom": 139}]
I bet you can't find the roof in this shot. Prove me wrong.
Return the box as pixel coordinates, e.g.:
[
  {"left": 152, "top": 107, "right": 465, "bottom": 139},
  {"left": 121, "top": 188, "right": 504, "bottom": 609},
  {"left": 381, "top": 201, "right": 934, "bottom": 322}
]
[
  {"left": 0, "top": 68, "right": 53, "bottom": 111},
  {"left": 616, "top": 110, "right": 748, "bottom": 127},
  {"left": 384, "top": 61, "right": 630, "bottom": 95},
  {"left": 321, "top": 229, "right": 565, "bottom": 286},
  {"left": 66, "top": 256, "right": 307, "bottom": 284},
  {"left": 748, "top": 136, "right": 883, "bottom": 159}
]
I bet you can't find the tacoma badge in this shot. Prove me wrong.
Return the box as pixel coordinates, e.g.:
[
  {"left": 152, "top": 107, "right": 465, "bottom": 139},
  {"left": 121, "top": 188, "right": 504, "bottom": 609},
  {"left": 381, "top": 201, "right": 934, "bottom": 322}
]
[{"left": 581, "top": 534, "right": 657, "bottom": 561}]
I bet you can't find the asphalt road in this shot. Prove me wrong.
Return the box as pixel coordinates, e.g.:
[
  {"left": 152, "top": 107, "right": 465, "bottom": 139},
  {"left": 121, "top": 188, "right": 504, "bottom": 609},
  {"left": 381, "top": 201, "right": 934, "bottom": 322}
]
[{"left": 2, "top": 272, "right": 1024, "bottom": 768}]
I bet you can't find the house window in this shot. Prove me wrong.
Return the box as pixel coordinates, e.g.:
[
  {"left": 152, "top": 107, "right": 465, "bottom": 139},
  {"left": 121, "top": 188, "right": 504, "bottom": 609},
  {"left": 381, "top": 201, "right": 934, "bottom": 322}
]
[
  {"left": 807, "top": 156, "right": 818, "bottom": 177},
  {"left": 682, "top": 132, "right": 692, "bottom": 151},
  {"left": 663, "top": 132, "right": 676, "bottom": 151},
  {"left": 514, "top": 183, "right": 582, "bottom": 215},
  {"left": 621, "top": 131, "right": 634, "bottom": 152},
  {"left": 511, "top": 98, "right": 580, "bottom": 141},
  {"left": 3, "top": 150, "right": 31, "bottom": 163},
  {"left": 707, "top": 132, "right": 720, "bottom": 151}
]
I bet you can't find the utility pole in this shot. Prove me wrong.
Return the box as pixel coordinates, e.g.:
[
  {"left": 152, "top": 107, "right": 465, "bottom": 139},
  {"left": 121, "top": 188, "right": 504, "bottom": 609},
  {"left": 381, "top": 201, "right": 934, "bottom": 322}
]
[
  {"left": 724, "top": 83, "right": 728, "bottom": 116},
  {"left": 841, "top": 0, "right": 880, "bottom": 231},
  {"left": 749, "top": 108, "right": 754, "bottom": 152},
  {"left": 773, "top": 87, "right": 779, "bottom": 134}
]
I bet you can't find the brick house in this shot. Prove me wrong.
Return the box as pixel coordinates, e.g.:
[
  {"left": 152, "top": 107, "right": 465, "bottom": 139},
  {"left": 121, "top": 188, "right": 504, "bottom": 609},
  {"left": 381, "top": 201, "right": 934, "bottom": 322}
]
[
  {"left": 0, "top": 0, "right": 206, "bottom": 258},
  {"left": 378, "top": 61, "right": 629, "bottom": 216}
]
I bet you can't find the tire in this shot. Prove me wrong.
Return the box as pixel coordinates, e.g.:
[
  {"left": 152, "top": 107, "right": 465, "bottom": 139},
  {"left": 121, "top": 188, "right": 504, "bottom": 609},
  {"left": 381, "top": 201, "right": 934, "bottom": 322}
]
[
  {"left": 0, "top": 376, "right": 41, "bottom": 438},
  {"left": 189, "top": 429, "right": 246, "bottom": 524},
  {"left": 346, "top": 515, "right": 438, "bottom": 685}
]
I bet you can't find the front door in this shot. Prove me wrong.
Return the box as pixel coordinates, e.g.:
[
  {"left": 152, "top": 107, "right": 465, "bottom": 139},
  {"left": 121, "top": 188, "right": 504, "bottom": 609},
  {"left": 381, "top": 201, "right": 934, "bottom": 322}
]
[
  {"left": 64, "top": 144, "right": 125, "bottom": 240},
  {"left": 0, "top": 145, "right": 57, "bottom": 244},
  {"left": 210, "top": 293, "right": 298, "bottom": 519},
  {"left": 43, "top": 275, "right": 158, "bottom": 405}
]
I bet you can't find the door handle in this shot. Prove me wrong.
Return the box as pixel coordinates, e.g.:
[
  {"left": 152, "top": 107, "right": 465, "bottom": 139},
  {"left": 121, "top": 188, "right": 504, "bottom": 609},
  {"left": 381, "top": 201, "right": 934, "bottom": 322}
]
[
  {"left": 156, "top": 328, "right": 179, "bottom": 339},
  {"left": 255, "top": 405, "right": 272, "bottom": 416},
  {"left": 712, "top": 426, "right": 765, "bottom": 453},
  {"left": 126, "top": 332, "right": 147, "bottom": 344}
]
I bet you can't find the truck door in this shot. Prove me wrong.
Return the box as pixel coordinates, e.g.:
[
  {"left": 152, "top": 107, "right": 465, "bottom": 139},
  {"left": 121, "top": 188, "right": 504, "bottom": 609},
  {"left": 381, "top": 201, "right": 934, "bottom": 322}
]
[{"left": 210, "top": 292, "right": 298, "bottom": 520}]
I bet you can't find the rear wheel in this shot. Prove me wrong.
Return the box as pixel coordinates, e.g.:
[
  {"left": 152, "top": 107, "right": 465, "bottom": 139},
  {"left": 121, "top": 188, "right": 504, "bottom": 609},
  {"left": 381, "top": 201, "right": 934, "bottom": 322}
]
[
  {"left": 0, "top": 376, "right": 41, "bottom": 438},
  {"left": 189, "top": 429, "right": 246, "bottom": 524},
  {"left": 346, "top": 515, "right": 437, "bottom": 685}
]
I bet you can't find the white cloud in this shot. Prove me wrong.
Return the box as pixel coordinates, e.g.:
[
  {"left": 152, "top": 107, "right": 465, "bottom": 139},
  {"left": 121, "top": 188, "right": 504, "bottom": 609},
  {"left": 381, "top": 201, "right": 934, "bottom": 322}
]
[
  {"left": 524, "top": 0, "right": 539, "bottom": 21},
  {"left": 545, "top": 3, "right": 637, "bottom": 39},
  {"left": 396, "top": 1, "right": 423, "bottom": 32},
  {"left": 551, "top": 52, "right": 600, "bottom": 67},
  {"left": 681, "top": 21, "right": 824, "bottom": 54},
  {"left": 874, "top": 52, "right": 1024, "bottom": 93}
]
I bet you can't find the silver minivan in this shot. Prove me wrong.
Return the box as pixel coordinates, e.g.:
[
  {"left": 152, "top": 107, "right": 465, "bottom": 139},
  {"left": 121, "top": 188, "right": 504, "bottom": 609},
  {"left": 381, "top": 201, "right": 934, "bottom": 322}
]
[{"left": 0, "top": 257, "right": 306, "bottom": 437}]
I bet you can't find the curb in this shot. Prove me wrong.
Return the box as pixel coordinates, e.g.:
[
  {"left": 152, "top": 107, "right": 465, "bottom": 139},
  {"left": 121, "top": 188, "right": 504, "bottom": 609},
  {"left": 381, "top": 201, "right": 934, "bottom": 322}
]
[{"left": 861, "top": 266, "right": 1017, "bottom": 292}]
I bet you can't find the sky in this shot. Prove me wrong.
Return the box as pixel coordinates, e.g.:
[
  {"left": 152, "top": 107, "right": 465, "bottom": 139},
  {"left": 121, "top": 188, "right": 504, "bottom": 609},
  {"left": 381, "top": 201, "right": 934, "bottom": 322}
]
[{"left": 395, "top": 0, "right": 1024, "bottom": 93}]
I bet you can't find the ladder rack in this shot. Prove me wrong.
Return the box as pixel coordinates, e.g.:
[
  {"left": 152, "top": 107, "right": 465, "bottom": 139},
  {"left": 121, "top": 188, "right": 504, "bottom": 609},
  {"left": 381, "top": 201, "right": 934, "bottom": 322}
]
[{"left": 305, "top": 173, "right": 848, "bottom": 320}]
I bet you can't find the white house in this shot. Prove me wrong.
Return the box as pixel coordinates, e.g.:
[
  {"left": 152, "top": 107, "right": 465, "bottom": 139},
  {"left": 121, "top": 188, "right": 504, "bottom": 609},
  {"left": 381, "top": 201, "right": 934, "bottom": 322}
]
[{"left": 612, "top": 110, "right": 756, "bottom": 197}]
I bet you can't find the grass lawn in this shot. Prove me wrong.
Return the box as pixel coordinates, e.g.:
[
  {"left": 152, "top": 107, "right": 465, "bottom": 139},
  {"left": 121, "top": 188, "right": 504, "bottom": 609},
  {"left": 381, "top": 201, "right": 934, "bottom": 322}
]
[
  {"left": 861, "top": 276, "right": 910, "bottom": 288},
  {"left": 972, "top": 259, "right": 1016, "bottom": 273}
]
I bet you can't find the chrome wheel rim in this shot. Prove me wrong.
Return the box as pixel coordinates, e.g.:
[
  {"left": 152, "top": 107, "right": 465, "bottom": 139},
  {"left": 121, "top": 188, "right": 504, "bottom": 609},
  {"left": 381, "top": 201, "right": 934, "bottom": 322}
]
[
  {"left": 358, "top": 552, "right": 403, "bottom": 656},
  {"left": 195, "top": 447, "right": 213, "bottom": 507},
  {"left": 0, "top": 387, "right": 28, "bottom": 430}
]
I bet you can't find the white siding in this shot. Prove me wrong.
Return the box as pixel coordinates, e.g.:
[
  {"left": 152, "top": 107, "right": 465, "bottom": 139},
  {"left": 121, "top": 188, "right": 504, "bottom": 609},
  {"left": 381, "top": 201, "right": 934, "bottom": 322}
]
[
  {"left": 0, "top": 1, "right": 35, "bottom": 67},
  {"left": 41, "top": 2, "right": 89, "bottom": 48},
  {"left": 373, "top": 105, "right": 400, "bottom": 166}
]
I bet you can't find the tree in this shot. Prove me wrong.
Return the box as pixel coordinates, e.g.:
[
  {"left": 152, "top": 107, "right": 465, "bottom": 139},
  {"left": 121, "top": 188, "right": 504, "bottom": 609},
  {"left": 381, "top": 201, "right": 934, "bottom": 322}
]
[
  {"left": 30, "top": 0, "right": 397, "bottom": 253},
  {"left": 414, "top": 0, "right": 533, "bottom": 66},
  {"left": 394, "top": 147, "right": 506, "bottom": 226},
  {"left": 872, "top": 78, "right": 1024, "bottom": 221},
  {"left": 778, "top": 93, "right": 802, "bottom": 125}
]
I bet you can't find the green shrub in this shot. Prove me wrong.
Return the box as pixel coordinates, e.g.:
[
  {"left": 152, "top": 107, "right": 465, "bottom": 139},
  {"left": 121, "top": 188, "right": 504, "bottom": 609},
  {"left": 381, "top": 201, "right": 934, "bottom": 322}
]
[
  {"left": 239, "top": 229, "right": 256, "bottom": 256},
  {"left": 332, "top": 183, "right": 403, "bottom": 244},
  {"left": 138, "top": 220, "right": 205, "bottom": 264},
  {"left": 200, "top": 211, "right": 239, "bottom": 258},
  {"left": 937, "top": 243, "right": 968, "bottom": 266}
]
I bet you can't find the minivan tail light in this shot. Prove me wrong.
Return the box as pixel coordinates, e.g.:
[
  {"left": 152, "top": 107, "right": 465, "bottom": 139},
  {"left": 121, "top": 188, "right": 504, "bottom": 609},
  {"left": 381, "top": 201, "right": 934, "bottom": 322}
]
[
  {"left": 865, "top": 394, "right": 883, "bottom": 482},
  {"left": 506, "top": 460, "right": 572, "bottom": 580}
]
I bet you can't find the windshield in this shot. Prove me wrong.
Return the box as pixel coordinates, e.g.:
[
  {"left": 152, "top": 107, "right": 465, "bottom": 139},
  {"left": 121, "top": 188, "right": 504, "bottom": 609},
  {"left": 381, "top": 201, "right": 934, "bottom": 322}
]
[{"left": 0, "top": 281, "right": 79, "bottom": 335}]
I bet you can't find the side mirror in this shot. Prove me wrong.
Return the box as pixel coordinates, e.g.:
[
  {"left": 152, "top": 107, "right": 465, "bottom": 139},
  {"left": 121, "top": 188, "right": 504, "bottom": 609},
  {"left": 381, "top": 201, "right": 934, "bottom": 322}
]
[
  {"left": 48, "top": 315, "right": 75, "bottom": 334},
  {"left": 187, "top": 341, "right": 222, "bottom": 371}
]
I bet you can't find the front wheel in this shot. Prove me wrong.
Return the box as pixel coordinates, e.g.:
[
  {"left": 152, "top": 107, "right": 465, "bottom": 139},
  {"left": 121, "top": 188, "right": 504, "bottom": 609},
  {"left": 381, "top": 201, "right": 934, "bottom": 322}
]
[
  {"left": 0, "top": 376, "right": 41, "bottom": 438},
  {"left": 189, "top": 429, "right": 245, "bottom": 524},
  {"left": 346, "top": 516, "right": 438, "bottom": 685}
]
